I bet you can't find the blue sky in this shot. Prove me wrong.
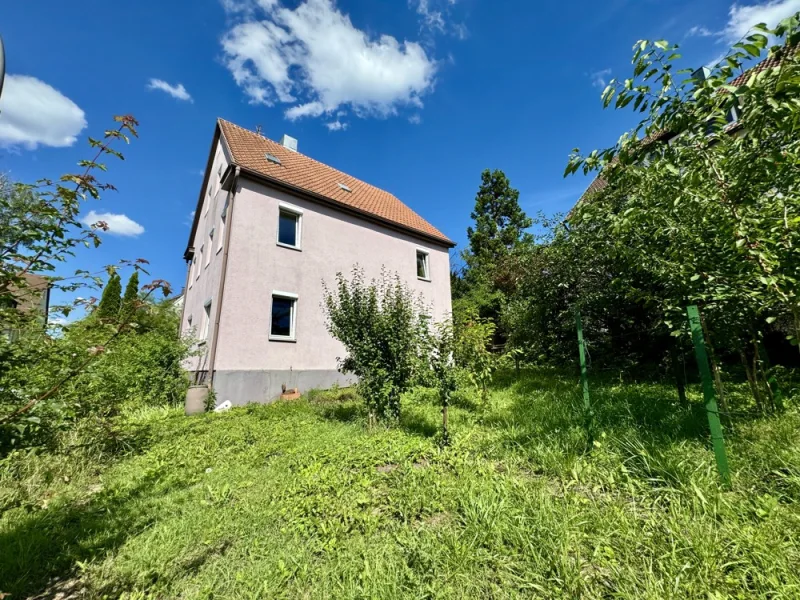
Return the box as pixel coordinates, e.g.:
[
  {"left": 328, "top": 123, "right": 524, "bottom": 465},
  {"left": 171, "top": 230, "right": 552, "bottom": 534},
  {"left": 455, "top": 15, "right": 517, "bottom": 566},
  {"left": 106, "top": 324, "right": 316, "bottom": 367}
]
[{"left": 1, "top": 0, "right": 798, "bottom": 305}]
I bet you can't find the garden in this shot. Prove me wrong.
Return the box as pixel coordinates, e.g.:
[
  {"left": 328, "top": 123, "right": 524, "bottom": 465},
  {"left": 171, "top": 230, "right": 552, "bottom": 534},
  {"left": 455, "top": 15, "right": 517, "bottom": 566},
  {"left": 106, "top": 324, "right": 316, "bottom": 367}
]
[{"left": 2, "top": 14, "right": 800, "bottom": 600}]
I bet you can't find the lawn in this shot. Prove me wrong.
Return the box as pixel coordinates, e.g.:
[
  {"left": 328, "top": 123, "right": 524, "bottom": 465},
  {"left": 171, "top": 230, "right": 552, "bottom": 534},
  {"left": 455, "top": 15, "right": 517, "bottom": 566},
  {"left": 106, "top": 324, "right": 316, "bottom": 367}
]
[{"left": 2, "top": 370, "right": 800, "bottom": 598}]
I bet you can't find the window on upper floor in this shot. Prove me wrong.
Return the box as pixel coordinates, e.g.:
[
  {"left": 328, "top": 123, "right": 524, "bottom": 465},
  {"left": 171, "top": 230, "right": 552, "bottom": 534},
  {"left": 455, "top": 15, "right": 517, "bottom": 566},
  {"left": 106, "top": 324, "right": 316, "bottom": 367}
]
[
  {"left": 202, "top": 299, "right": 212, "bottom": 342},
  {"left": 277, "top": 204, "right": 302, "bottom": 250},
  {"left": 270, "top": 292, "right": 297, "bottom": 341},
  {"left": 416, "top": 250, "right": 430, "bottom": 281},
  {"left": 188, "top": 257, "right": 196, "bottom": 287},
  {"left": 218, "top": 199, "right": 228, "bottom": 253},
  {"left": 207, "top": 229, "right": 214, "bottom": 267},
  {"left": 197, "top": 245, "right": 204, "bottom": 278},
  {"left": 187, "top": 313, "right": 193, "bottom": 332}
]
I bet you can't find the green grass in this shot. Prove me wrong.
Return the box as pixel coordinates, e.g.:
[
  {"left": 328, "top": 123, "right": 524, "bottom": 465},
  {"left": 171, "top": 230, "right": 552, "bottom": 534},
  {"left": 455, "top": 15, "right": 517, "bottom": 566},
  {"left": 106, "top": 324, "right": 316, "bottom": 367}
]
[{"left": 2, "top": 369, "right": 800, "bottom": 598}]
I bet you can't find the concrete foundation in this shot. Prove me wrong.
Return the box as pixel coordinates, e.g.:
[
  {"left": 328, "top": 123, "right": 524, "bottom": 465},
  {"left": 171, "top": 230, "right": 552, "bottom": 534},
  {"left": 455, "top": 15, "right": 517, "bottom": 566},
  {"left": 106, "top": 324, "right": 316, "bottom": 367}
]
[{"left": 212, "top": 369, "right": 355, "bottom": 406}]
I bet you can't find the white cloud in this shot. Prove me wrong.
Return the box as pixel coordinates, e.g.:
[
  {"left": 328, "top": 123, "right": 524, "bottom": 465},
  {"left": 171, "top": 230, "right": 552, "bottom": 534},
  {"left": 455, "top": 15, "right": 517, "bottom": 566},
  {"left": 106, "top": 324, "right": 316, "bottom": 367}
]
[
  {"left": 0, "top": 75, "right": 87, "bottom": 150},
  {"left": 686, "top": 25, "right": 715, "bottom": 38},
  {"left": 414, "top": 0, "right": 445, "bottom": 32},
  {"left": 147, "top": 79, "right": 193, "bottom": 102},
  {"left": 590, "top": 68, "right": 612, "bottom": 88},
  {"left": 325, "top": 120, "right": 348, "bottom": 131},
  {"left": 410, "top": 0, "right": 466, "bottom": 37},
  {"left": 408, "top": 114, "right": 422, "bottom": 125},
  {"left": 723, "top": 0, "right": 800, "bottom": 42},
  {"left": 220, "top": 0, "right": 437, "bottom": 122},
  {"left": 82, "top": 211, "right": 145, "bottom": 237},
  {"left": 689, "top": 0, "right": 800, "bottom": 46}
]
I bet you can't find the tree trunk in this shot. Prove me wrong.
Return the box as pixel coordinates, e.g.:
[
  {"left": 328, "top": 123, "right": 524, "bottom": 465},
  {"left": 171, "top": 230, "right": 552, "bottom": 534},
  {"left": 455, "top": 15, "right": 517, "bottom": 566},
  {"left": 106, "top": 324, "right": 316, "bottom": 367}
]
[
  {"left": 754, "top": 341, "right": 778, "bottom": 412},
  {"left": 740, "top": 347, "right": 763, "bottom": 413},
  {"left": 699, "top": 312, "right": 730, "bottom": 420},
  {"left": 671, "top": 344, "right": 688, "bottom": 408},
  {"left": 442, "top": 400, "right": 449, "bottom": 446}
]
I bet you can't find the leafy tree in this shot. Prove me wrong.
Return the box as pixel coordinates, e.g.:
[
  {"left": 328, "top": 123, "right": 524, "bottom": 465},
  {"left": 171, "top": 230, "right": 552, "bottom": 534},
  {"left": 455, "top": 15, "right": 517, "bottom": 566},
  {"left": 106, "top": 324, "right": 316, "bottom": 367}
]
[
  {"left": 0, "top": 115, "right": 140, "bottom": 315},
  {"left": 555, "top": 15, "right": 800, "bottom": 409},
  {"left": 323, "top": 267, "right": 429, "bottom": 423},
  {"left": 428, "top": 321, "right": 457, "bottom": 445},
  {"left": 120, "top": 270, "right": 140, "bottom": 323},
  {"left": 466, "top": 169, "right": 532, "bottom": 267},
  {"left": 97, "top": 273, "right": 122, "bottom": 320},
  {"left": 0, "top": 116, "right": 174, "bottom": 438},
  {"left": 453, "top": 307, "right": 498, "bottom": 406}
]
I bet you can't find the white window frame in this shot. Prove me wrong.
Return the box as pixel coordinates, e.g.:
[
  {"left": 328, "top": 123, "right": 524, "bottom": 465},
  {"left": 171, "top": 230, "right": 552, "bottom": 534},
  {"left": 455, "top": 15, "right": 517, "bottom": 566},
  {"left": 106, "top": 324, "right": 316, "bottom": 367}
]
[
  {"left": 205, "top": 184, "right": 211, "bottom": 214},
  {"left": 197, "top": 245, "right": 204, "bottom": 279},
  {"left": 188, "top": 258, "right": 195, "bottom": 288},
  {"left": 416, "top": 249, "right": 431, "bottom": 281},
  {"left": 206, "top": 229, "right": 214, "bottom": 267},
  {"left": 187, "top": 313, "right": 193, "bottom": 332},
  {"left": 201, "top": 299, "right": 212, "bottom": 343},
  {"left": 276, "top": 203, "right": 303, "bottom": 251},
  {"left": 269, "top": 291, "right": 298, "bottom": 342},
  {"left": 218, "top": 199, "right": 228, "bottom": 254}
]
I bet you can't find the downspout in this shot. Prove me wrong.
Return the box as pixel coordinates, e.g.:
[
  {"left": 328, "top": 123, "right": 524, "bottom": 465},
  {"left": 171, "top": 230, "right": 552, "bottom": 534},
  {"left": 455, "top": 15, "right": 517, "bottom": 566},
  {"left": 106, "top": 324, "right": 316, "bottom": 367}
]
[{"left": 207, "top": 166, "right": 240, "bottom": 391}]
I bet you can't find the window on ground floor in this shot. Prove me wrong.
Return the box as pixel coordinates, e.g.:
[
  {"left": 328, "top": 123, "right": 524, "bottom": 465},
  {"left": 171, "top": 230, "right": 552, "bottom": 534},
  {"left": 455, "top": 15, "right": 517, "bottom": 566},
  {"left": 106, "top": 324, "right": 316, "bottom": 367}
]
[{"left": 270, "top": 292, "right": 297, "bottom": 341}]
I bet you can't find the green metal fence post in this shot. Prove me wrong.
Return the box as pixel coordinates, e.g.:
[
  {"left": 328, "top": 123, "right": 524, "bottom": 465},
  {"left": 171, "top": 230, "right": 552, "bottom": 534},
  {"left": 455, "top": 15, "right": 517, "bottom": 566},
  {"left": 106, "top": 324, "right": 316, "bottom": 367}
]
[
  {"left": 686, "top": 305, "right": 732, "bottom": 488},
  {"left": 575, "top": 310, "right": 594, "bottom": 448}
]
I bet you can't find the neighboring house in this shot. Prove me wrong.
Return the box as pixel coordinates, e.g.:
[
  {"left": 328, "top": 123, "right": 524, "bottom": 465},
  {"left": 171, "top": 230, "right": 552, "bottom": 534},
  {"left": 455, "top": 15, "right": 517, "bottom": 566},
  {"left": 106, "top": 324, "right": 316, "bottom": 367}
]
[
  {"left": 181, "top": 119, "right": 455, "bottom": 405},
  {"left": 1, "top": 273, "right": 51, "bottom": 338},
  {"left": 572, "top": 52, "right": 788, "bottom": 211}
]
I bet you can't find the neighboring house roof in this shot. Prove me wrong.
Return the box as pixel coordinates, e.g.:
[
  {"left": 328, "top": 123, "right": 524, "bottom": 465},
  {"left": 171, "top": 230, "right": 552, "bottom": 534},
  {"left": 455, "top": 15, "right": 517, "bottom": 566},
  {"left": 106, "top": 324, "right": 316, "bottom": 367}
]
[
  {"left": 214, "top": 119, "right": 454, "bottom": 247},
  {"left": 571, "top": 50, "right": 789, "bottom": 210}
]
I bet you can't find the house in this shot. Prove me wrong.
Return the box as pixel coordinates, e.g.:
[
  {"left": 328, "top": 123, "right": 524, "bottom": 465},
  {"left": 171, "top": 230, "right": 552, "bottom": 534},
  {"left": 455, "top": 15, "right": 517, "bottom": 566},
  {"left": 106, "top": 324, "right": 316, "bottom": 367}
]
[
  {"left": 181, "top": 119, "right": 455, "bottom": 406},
  {"left": 1, "top": 273, "right": 51, "bottom": 339}
]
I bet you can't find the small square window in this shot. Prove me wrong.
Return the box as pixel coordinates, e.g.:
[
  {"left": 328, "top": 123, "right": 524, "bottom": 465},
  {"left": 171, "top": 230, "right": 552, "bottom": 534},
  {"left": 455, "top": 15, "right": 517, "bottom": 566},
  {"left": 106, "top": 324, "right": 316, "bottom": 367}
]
[
  {"left": 270, "top": 294, "right": 297, "bottom": 341},
  {"left": 416, "top": 250, "right": 430, "bottom": 280},
  {"left": 277, "top": 208, "right": 301, "bottom": 249}
]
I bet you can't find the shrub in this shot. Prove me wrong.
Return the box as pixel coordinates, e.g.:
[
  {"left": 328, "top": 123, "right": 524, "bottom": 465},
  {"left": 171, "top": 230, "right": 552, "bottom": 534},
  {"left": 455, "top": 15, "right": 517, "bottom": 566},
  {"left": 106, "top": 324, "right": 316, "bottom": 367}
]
[
  {"left": 453, "top": 307, "right": 497, "bottom": 405},
  {"left": 0, "top": 299, "right": 191, "bottom": 453},
  {"left": 323, "top": 267, "right": 429, "bottom": 423}
]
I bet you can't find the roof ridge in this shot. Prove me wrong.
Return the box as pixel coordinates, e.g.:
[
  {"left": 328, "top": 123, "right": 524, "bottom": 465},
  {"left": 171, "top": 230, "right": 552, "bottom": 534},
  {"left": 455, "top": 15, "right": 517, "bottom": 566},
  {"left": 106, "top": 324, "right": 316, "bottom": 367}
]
[
  {"left": 216, "top": 118, "right": 453, "bottom": 246},
  {"left": 217, "top": 118, "right": 403, "bottom": 202}
]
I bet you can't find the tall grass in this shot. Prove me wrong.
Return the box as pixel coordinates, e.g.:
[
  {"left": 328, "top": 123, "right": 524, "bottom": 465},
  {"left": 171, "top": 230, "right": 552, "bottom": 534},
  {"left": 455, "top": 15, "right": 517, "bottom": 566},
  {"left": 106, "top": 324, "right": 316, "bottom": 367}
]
[{"left": 1, "top": 369, "right": 799, "bottom": 598}]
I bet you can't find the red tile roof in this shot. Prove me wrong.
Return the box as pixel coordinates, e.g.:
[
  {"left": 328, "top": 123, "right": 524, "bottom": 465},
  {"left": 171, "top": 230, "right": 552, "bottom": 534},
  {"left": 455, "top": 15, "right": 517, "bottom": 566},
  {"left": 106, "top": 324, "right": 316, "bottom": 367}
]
[{"left": 217, "top": 119, "right": 454, "bottom": 246}]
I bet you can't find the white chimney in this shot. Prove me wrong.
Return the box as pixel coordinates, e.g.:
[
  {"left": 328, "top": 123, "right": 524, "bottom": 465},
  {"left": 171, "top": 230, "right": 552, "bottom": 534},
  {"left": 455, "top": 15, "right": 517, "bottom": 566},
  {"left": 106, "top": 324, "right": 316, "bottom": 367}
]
[{"left": 279, "top": 134, "right": 298, "bottom": 152}]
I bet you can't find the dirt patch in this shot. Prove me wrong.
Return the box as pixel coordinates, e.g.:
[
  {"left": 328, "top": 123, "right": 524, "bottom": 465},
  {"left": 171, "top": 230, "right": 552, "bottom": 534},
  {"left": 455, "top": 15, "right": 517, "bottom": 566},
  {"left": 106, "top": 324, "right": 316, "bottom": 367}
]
[
  {"left": 412, "top": 459, "right": 430, "bottom": 470},
  {"left": 26, "top": 577, "right": 84, "bottom": 600},
  {"left": 376, "top": 463, "right": 398, "bottom": 474},
  {"left": 424, "top": 512, "right": 451, "bottom": 528}
]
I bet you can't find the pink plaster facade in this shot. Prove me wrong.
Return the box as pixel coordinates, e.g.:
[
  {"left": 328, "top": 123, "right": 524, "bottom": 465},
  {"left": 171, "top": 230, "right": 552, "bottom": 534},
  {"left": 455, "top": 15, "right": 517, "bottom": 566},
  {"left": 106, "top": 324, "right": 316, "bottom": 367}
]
[
  {"left": 181, "top": 139, "right": 452, "bottom": 404},
  {"left": 181, "top": 140, "right": 230, "bottom": 375}
]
